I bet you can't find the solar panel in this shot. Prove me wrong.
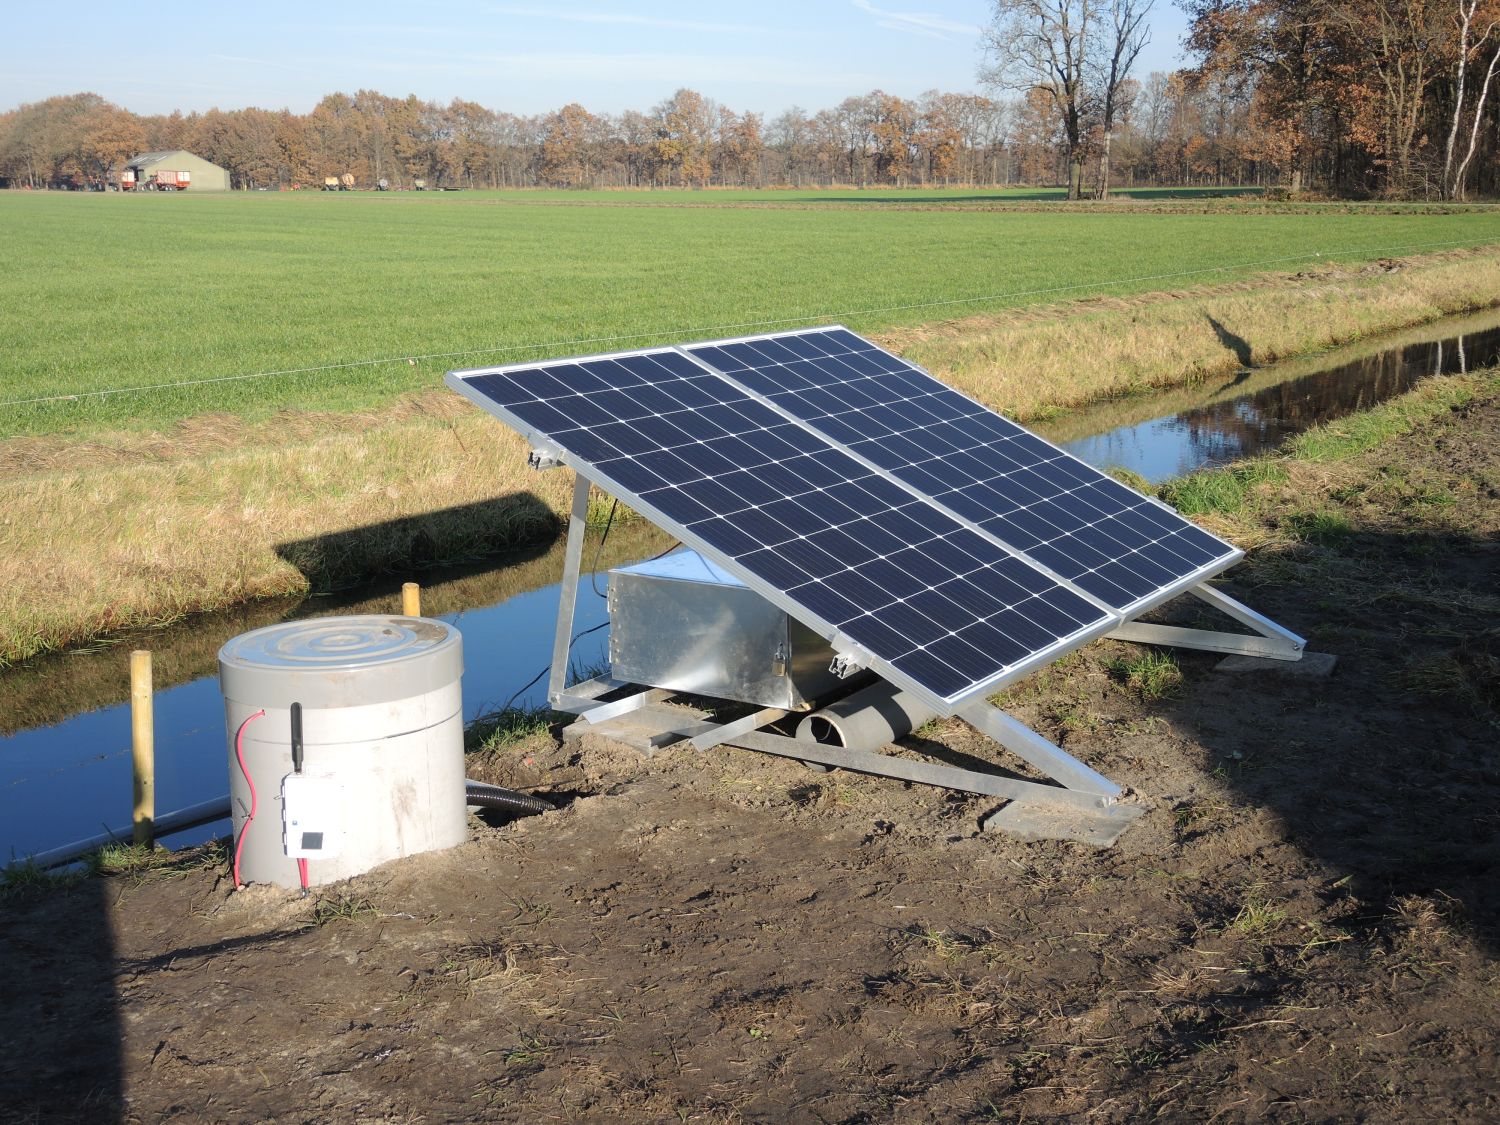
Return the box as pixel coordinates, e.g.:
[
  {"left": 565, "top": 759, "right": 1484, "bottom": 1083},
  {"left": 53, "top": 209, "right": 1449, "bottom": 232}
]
[
  {"left": 685, "top": 327, "right": 1241, "bottom": 616},
  {"left": 450, "top": 348, "right": 1115, "bottom": 709}
]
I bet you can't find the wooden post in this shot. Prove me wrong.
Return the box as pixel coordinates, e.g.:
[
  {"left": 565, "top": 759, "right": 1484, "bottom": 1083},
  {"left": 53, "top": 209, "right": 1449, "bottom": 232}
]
[
  {"left": 401, "top": 581, "right": 421, "bottom": 617},
  {"left": 130, "top": 650, "right": 154, "bottom": 847}
]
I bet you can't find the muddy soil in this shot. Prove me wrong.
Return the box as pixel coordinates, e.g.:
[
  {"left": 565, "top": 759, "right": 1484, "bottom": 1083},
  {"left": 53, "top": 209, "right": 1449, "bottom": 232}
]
[{"left": 2, "top": 391, "right": 1496, "bottom": 1123}]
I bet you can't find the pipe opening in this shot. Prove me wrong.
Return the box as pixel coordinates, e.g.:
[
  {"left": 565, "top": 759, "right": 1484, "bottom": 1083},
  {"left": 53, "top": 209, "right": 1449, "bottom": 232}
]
[{"left": 808, "top": 717, "right": 844, "bottom": 746}]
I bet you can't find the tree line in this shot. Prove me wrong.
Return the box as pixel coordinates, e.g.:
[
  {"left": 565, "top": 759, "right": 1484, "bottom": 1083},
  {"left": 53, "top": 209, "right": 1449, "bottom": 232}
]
[
  {"left": 0, "top": 81, "right": 1319, "bottom": 195},
  {"left": 980, "top": 0, "right": 1499, "bottom": 201},
  {"left": 1174, "top": 0, "right": 1500, "bottom": 198},
  {"left": 5, "top": 0, "right": 1497, "bottom": 205}
]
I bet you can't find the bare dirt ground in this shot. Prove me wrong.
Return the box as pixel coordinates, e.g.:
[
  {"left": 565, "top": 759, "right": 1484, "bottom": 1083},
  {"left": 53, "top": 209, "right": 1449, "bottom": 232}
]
[{"left": 2, "top": 390, "right": 1496, "bottom": 1123}]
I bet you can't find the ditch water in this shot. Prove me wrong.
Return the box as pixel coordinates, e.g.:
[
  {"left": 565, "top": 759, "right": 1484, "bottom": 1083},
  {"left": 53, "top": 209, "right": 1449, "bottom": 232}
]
[
  {"left": 1039, "top": 306, "right": 1500, "bottom": 483},
  {"left": 5, "top": 307, "right": 1498, "bottom": 862}
]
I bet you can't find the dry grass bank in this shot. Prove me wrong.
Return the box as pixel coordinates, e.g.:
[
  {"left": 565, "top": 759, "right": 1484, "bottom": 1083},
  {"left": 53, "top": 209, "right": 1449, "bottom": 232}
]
[
  {"left": 1, "top": 413, "right": 576, "bottom": 666},
  {"left": 4, "top": 246, "right": 1498, "bottom": 667},
  {"left": 885, "top": 246, "right": 1500, "bottom": 421}
]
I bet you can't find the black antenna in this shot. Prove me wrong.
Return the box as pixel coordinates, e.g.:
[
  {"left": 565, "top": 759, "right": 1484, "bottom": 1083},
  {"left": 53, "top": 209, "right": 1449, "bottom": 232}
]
[{"left": 290, "top": 702, "right": 304, "bottom": 774}]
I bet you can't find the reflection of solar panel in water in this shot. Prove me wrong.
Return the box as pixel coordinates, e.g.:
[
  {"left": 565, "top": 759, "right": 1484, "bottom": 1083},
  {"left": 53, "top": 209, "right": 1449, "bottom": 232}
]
[
  {"left": 685, "top": 328, "right": 1240, "bottom": 615},
  {"left": 452, "top": 349, "right": 1114, "bottom": 708}
]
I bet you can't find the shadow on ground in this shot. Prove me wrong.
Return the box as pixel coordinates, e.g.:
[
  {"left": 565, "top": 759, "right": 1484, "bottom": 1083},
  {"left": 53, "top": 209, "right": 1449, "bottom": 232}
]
[
  {"left": 0, "top": 877, "right": 121, "bottom": 1123},
  {"left": 276, "top": 492, "right": 558, "bottom": 593},
  {"left": 1146, "top": 517, "right": 1499, "bottom": 954}
]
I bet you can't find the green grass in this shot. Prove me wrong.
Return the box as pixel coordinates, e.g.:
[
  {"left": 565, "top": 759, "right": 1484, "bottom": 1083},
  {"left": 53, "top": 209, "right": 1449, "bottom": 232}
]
[
  {"left": 4, "top": 190, "right": 1499, "bottom": 437},
  {"left": 1159, "top": 461, "right": 1288, "bottom": 515},
  {"left": 466, "top": 704, "right": 560, "bottom": 751},
  {"left": 1104, "top": 649, "right": 1184, "bottom": 699}
]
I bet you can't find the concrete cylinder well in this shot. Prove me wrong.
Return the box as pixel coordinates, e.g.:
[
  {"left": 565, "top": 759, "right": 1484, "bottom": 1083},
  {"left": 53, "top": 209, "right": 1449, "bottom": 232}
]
[{"left": 219, "top": 615, "right": 467, "bottom": 889}]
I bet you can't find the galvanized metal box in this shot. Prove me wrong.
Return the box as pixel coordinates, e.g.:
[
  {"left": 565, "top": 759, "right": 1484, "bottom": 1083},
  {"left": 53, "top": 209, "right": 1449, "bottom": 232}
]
[{"left": 608, "top": 551, "right": 844, "bottom": 710}]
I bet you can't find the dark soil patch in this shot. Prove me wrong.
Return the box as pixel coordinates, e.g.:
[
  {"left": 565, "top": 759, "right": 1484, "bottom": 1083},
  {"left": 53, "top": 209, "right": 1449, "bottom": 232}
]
[{"left": 1, "top": 390, "right": 1496, "bottom": 1123}]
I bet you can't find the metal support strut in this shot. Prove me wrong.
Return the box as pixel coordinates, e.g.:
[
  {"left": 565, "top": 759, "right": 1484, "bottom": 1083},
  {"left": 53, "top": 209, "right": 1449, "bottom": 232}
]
[
  {"left": 547, "top": 473, "right": 593, "bottom": 707},
  {"left": 1107, "top": 582, "right": 1305, "bottom": 662}
]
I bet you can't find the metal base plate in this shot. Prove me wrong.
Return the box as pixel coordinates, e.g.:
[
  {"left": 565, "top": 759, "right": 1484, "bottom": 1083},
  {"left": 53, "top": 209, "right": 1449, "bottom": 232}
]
[
  {"left": 560, "top": 702, "right": 712, "bottom": 754},
  {"left": 982, "top": 799, "right": 1148, "bottom": 847},
  {"left": 562, "top": 702, "right": 1147, "bottom": 847}
]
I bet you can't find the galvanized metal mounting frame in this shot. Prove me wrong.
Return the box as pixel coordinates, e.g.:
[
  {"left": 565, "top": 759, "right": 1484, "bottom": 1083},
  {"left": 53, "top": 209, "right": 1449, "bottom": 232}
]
[{"left": 537, "top": 468, "right": 1301, "bottom": 835}]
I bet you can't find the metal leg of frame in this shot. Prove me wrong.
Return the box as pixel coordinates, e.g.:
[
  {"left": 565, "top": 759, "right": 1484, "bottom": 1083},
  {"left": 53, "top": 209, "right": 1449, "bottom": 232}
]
[
  {"left": 547, "top": 473, "right": 594, "bottom": 707},
  {"left": 552, "top": 675, "right": 628, "bottom": 715},
  {"left": 580, "top": 689, "right": 657, "bottom": 725},
  {"left": 1107, "top": 582, "right": 1306, "bottom": 662},
  {"left": 690, "top": 708, "right": 789, "bottom": 752},
  {"left": 959, "top": 703, "right": 1122, "bottom": 800},
  {"left": 726, "top": 730, "right": 1115, "bottom": 812}
]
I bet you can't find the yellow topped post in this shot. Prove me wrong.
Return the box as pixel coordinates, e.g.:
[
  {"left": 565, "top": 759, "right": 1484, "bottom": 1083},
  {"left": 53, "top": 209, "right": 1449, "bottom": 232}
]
[{"left": 130, "top": 650, "right": 154, "bottom": 847}]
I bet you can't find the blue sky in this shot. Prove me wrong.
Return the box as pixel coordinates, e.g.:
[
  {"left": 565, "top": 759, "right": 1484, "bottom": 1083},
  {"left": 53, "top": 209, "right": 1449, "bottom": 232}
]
[{"left": 3, "top": 1, "right": 1192, "bottom": 117}]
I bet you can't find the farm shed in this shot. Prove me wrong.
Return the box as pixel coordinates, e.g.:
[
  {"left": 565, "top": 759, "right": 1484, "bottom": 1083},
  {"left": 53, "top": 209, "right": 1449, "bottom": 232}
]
[{"left": 123, "top": 150, "right": 230, "bottom": 192}]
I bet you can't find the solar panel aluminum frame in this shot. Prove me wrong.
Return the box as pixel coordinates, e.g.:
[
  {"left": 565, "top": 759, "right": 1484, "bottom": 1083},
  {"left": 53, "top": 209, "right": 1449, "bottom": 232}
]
[
  {"left": 446, "top": 347, "right": 1120, "bottom": 717},
  {"left": 681, "top": 325, "right": 1246, "bottom": 624}
]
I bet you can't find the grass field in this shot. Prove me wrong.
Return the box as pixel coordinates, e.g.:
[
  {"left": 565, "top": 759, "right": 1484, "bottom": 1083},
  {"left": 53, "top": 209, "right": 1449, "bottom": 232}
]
[{"left": 4, "top": 188, "right": 1500, "bottom": 437}]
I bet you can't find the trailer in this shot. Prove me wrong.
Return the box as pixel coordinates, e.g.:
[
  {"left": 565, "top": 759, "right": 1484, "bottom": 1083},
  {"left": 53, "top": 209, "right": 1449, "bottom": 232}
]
[{"left": 152, "top": 169, "right": 191, "bottom": 191}]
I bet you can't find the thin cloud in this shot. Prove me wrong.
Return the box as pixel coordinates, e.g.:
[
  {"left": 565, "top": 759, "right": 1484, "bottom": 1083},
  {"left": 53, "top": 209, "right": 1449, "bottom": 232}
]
[
  {"left": 851, "top": 0, "right": 980, "bottom": 39},
  {"left": 209, "top": 54, "right": 322, "bottom": 76},
  {"left": 483, "top": 5, "right": 767, "bottom": 35},
  {"left": 372, "top": 48, "right": 876, "bottom": 90}
]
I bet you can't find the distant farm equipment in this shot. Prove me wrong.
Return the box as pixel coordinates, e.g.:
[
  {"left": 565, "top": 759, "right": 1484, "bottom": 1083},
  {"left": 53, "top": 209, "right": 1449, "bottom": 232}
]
[{"left": 120, "top": 168, "right": 191, "bottom": 191}]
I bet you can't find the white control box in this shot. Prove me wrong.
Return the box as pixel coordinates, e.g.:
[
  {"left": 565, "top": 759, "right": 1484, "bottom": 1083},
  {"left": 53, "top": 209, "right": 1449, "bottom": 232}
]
[{"left": 281, "top": 775, "right": 345, "bottom": 859}]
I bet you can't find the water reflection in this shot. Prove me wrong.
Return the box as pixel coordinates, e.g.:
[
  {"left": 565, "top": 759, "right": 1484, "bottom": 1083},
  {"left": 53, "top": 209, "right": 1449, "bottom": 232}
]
[
  {"left": 0, "top": 522, "right": 674, "bottom": 862},
  {"left": 1046, "top": 310, "right": 1500, "bottom": 483}
]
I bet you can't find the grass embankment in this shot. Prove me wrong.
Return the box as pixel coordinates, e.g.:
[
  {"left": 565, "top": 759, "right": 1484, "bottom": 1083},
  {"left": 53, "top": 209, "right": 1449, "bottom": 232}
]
[
  {"left": 0, "top": 518, "right": 676, "bottom": 738},
  {"left": 990, "top": 361, "right": 1500, "bottom": 725},
  {"left": 4, "top": 190, "right": 1500, "bottom": 436},
  {"left": 888, "top": 247, "right": 1500, "bottom": 421},
  {"left": 1156, "top": 367, "right": 1500, "bottom": 711},
  {"left": 3, "top": 246, "right": 1499, "bottom": 668}
]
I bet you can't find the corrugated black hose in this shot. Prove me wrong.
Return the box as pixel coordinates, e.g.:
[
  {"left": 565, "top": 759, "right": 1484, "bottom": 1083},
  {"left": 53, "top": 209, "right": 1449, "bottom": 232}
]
[{"left": 464, "top": 780, "right": 552, "bottom": 816}]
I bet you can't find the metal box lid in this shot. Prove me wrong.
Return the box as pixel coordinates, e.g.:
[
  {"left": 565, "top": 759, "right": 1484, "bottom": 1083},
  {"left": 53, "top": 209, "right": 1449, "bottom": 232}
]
[{"left": 612, "top": 550, "right": 746, "bottom": 588}]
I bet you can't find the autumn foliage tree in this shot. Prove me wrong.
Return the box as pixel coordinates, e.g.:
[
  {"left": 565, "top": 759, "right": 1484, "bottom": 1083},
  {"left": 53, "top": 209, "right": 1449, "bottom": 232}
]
[
  {"left": 1180, "top": 0, "right": 1500, "bottom": 196},
  {"left": 6, "top": 59, "right": 1486, "bottom": 197}
]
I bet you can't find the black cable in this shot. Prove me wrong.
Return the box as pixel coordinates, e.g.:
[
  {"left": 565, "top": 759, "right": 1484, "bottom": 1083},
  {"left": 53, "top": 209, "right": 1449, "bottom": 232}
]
[
  {"left": 493, "top": 619, "right": 613, "bottom": 717},
  {"left": 492, "top": 535, "right": 683, "bottom": 719},
  {"left": 590, "top": 499, "right": 619, "bottom": 598}
]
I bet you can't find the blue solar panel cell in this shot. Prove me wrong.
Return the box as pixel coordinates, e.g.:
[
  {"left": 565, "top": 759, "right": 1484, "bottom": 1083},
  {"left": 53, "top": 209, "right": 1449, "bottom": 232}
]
[{"left": 684, "top": 328, "right": 1239, "bottom": 615}]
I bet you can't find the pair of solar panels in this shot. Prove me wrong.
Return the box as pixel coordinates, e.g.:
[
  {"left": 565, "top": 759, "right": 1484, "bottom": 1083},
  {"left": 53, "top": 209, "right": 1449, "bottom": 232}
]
[{"left": 447, "top": 327, "right": 1240, "bottom": 714}]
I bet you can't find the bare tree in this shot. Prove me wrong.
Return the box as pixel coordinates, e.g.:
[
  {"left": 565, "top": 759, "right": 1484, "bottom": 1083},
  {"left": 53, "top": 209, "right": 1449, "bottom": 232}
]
[
  {"left": 980, "top": 0, "right": 1097, "bottom": 198},
  {"left": 1094, "top": 0, "right": 1154, "bottom": 197},
  {"left": 1443, "top": 0, "right": 1500, "bottom": 199}
]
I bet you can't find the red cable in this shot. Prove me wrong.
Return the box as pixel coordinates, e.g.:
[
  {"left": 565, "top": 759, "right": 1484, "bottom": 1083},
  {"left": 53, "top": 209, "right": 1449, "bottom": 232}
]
[
  {"left": 297, "top": 857, "right": 309, "bottom": 894},
  {"left": 231, "top": 709, "right": 266, "bottom": 887}
]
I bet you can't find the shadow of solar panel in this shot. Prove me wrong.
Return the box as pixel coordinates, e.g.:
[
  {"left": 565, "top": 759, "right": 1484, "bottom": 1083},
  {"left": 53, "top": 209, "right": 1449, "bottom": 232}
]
[
  {"left": 685, "top": 327, "right": 1240, "bottom": 615},
  {"left": 451, "top": 347, "right": 1115, "bottom": 707}
]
